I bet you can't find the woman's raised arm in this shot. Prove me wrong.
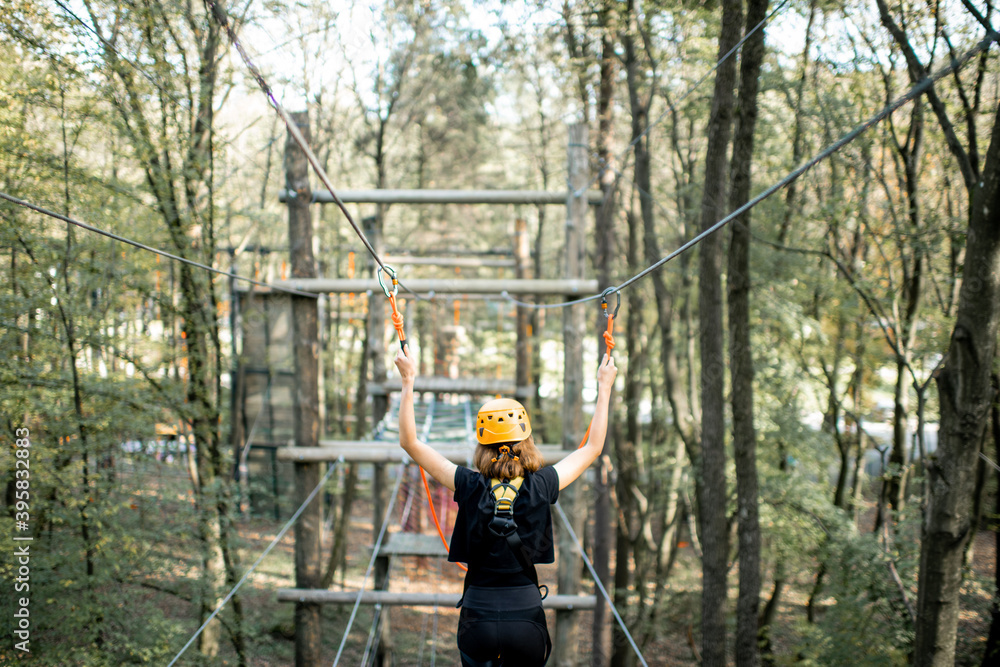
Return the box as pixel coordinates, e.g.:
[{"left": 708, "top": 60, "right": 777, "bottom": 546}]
[
  {"left": 553, "top": 353, "right": 617, "bottom": 490},
  {"left": 394, "top": 345, "right": 458, "bottom": 491}
]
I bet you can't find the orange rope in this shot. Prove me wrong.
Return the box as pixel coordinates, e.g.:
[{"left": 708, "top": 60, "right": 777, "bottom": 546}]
[
  {"left": 421, "top": 466, "right": 468, "bottom": 571},
  {"left": 603, "top": 311, "right": 616, "bottom": 352},
  {"left": 388, "top": 289, "right": 405, "bottom": 344}
]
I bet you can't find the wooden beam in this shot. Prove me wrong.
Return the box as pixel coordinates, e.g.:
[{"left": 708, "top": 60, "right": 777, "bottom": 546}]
[
  {"left": 276, "top": 443, "right": 567, "bottom": 465},
  {"left": 368, "top": 376, "right": 533, "bottom": 397},
  {"left": 277, "top": 589, "right": 597, "bottom": 610},
  {"left": 278, "top": 188, "right": 604, "bottom": 206},
  {"left": 271, "top": 278, "right": 599, "bottom": 296},
  {"left": 384, "top": 255, "right": 516, "bottom": 268}
]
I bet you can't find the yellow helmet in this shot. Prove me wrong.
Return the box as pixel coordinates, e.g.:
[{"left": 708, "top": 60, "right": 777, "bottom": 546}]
[{"left": 476, "top": 398, "right": 532, "bottom": 445}]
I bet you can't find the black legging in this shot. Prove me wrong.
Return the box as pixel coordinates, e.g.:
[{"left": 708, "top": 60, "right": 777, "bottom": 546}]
[{"left": 457, "top": 585, "right": 551, "bottom": 667}]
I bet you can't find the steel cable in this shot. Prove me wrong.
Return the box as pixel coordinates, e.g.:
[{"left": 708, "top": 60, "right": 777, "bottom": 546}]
[
  {"left": 553, "top": 500, "right": 649, "bottom": 667},
  {"left": 0, "top": 191, "right": 319, "bottom": 299}
]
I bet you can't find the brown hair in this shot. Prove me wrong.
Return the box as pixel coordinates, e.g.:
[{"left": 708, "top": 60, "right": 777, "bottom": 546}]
[{"left": 474, "top": 434, "right": 544, "bottom": 480}]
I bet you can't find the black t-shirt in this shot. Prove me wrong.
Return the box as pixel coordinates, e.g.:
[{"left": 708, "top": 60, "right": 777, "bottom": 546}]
[{"left": 449, "top": 466, "right": 560, "bottom": 587}]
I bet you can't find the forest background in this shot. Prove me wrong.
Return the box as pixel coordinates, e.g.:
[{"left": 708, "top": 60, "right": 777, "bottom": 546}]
[{"left": 2, "top": 0, "right": 1000, "bottom": 665}]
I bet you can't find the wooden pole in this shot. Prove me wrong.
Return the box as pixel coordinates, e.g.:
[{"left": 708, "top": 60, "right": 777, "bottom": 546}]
[
  {"left": 365, "top": 218, "right": 390, "bottom": 542},
  {"left": 555, "top": 123, "right": 589, "bottom": 667},
  {"left": 286, "top": 111, "right": 323, "bottom": 667},
  {"left": 514, "top": 218, "right": 531, "bottom": 390}
]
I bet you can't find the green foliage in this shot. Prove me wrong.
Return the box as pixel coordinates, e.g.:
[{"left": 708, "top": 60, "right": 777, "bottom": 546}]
[{"left": 790, "top": 511, "right": 921, "bottom": 665}]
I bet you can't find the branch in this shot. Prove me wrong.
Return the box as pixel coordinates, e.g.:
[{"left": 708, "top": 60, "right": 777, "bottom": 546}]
[
  {"left": 960, "top": 0, "right": 995, "bottom": 31},
  {"left": 754, "top": 232, "right": 902, "bottom": 357},
  {"left": 941, "top": 28, "right": 981, "bottom": 173},
  {"left": 875, "top": 0, "right": 977, "bottom": 189}
]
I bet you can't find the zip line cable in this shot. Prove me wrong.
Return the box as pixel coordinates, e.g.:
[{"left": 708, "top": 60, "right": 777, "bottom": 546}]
[
  {"left": 167, "top": 461, "right": 339, "bottom": 667},
  {"left": 553, "top": 501, "right": 649, "bottom": 667},
  {"left": 332, "top": 463, "right": 407, "bottom": 666},
  {"left": 502, "top": 27, "right": 1000, "bottom": 311},
  {"left": 981, "top": 452, "right": 1000, "bottom": 474},
  {"left": 0, "top": 191, "right": 320, "bottom": 299}
]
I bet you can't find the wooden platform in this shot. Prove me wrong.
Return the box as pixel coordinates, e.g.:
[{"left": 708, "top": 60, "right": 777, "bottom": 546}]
[
  {"left": 276, "top": 442, "right": 567, "bottom": 465},
  {"left": 368, "top": 376, "right": 533, "bottom": 398},
  {"left": 270, "top": 278, "right": 599, "bottom": 296},
  {"left": 277, "top": 589, "right": 597, "bottom": 610},
  {"left": 378, "top": 532, "right": 448, "bottom": 557}
]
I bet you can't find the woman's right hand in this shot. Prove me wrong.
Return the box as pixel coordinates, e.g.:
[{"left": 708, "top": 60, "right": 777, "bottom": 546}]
[
  {"left": 394, "top": 345, "right": 417, "bottom": 385},
  {"left": 597, "top": 353, "right": 617, "bottom": 391}
]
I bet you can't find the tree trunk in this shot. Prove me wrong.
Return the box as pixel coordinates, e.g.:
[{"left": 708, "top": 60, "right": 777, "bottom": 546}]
[
  {"left": 698, "top": 0, "right": 743, "bottom": 662},
  {"left": 593, "top": 1, "right": 618, "bottom": 661},
  {"left": 981, "top": 378, "right": 1000, "bottom": 665},
  {"left": 611, "top": 200, "right": 646, "bottom": 667},
  {"left": 728, "top": 0, "right": 768, "bottom": 663},
  {"left": 915, "top": 104, "right": 1000, "bottom": 666},
  {"left": 553, "top": 123, "right": 589, "bottom": 667}
]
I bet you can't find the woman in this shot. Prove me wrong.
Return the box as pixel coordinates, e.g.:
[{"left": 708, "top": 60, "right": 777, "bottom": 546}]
[{"left": 394, "top": 345, "right": 617, "bottom": 667}]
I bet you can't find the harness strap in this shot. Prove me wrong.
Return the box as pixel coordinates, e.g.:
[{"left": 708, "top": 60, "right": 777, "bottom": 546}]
[{"left": 488, "top": 477, "right": 545, "bottom": 597}]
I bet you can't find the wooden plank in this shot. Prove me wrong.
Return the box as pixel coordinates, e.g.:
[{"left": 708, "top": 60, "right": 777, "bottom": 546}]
[
  {"left": 368, "top": 376, "right": 534, "bottom": 397},
  {"left": 271, "top": 278, "right": 599, "bottom": 296},
  {"left": 276, "top": 443, "right": 567, "bottom": 465},
  {"left": 378, "top": 532, "right": 448, "bottom": 557},
  {"left": 278, "top": 188, "right": 605, "bottom": 206},
  {"left": 277, "top": 589, "right": 597, "bottom": 610}
]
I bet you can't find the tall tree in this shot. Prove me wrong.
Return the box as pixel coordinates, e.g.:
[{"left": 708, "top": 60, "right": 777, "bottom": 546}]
[
  {"left": 78, "top": 0, "right": 238, "bottom": 658},
  {"left": 697, "top": 0, "right": 743, "bottom": 662},
  {"left": 592, "top": 0, "right": 618, "bottom": 662},
  {"left": 875, "top": 1, "right": 1000, "bottom": 663},
  {"left": 727, "top": 0, "right": 769, "bottom": 664}
]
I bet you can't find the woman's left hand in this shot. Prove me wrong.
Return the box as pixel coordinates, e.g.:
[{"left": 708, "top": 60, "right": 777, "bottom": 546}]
[
  {"left": 597, "top": 353, "right": 617, "bottom": 391},
  {"left": 394, "top": 344, "right": 417, "bottom": 385}
]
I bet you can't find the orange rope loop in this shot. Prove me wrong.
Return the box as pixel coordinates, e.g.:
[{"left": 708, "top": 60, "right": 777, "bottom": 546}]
[
  {"left": 388, "top": 292, "right": 405, "bottom": 342},
  {"left": 604, "top": 312, "right": 616, "bottom": 351}
]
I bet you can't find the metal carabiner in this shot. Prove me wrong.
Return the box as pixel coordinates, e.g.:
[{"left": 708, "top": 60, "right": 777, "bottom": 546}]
[
  {"left": 600, "top": 287, "right": 621, "bottom": 319},
  {"left": 376, "top": 264, "right": 398, "bottom": 298}
]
